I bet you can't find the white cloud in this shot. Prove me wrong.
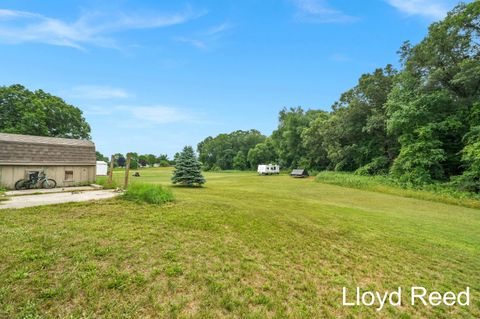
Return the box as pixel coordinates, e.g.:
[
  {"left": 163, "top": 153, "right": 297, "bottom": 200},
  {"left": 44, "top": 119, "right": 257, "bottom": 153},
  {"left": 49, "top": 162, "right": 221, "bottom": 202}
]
[
  {"left": 67, "top": 85, "right": 131, "bottom": 99},
  {"left": 82, "top": 105, "right": 114, "bottom": 116},
  {"left": 201, "top": 22, "right": 233, "bottom": 36},
  {"left": 175, "top": 36, "right": 207, "bottom": 49},
  {"left": 130, "top": 106, "right": 197, "bottom": 124},
  {"left": 175, "top": 21, "right": 233, "bottom": 50},
  {"left": 0, "top": 7, "right": 202, "bottom": 50},
  {"left": 291, "top": 0, "right": 358, "bottom": 23},
  {"left": 0, "top": 9, "right": 34, "bottom": 18},
  {"left": 83, "top": 104, "right": 206, "bottom": 126},
  {"left": 330, "top": 53, "right": 351, "bottom": 62},
  {"left": 385, "top": 0, "right": 451, "bottom": 19}
]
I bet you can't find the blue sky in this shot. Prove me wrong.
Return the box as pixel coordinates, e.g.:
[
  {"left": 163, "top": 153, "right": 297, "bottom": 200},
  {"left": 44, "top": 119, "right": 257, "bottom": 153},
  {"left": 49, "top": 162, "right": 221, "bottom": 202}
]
[{"left": 0, "top": 0, "right": 466, "bottom": 157}]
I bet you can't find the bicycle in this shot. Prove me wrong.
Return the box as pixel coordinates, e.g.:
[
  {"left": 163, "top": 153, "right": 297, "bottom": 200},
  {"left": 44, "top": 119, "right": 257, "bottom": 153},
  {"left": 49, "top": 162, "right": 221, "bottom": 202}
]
[{"left": 15, "top": 171, "right": 57, "bottom": 190}]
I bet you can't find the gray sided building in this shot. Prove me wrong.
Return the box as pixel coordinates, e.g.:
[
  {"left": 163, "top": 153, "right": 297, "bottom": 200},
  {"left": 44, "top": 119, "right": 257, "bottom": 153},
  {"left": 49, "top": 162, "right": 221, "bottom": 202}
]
[{"left": 0, "top": 133, "right": 96, "bottom": 189}]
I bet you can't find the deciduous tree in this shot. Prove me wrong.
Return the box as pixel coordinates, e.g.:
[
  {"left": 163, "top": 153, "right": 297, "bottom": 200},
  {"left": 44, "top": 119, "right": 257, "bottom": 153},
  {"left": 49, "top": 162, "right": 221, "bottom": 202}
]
[{"left": 0, "top": 84, "right": 91, "bottom": 139}]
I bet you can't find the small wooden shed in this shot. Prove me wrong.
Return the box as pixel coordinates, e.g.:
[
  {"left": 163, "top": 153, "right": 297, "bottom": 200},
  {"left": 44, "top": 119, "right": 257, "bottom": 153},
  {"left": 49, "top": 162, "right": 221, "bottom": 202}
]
[
  {"left": 0, "top": 133, "right": 96, "bottom": 189},
  {"left": 290, "top": 168, "right": 309, "bottom": 178}
]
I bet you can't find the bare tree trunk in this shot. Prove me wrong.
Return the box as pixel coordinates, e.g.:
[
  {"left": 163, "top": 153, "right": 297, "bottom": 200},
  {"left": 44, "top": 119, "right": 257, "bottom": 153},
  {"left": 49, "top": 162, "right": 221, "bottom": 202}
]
[
  {"left": 124, "top": 153, "right": 131, "bottom": 189},
  {"left": 108, "top": 155, "right": 115, "bottom": 185}
]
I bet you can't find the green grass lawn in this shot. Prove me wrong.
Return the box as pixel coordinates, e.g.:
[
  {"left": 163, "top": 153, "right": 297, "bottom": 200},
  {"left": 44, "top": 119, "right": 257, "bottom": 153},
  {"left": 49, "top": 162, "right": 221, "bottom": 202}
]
[
  {"left": 315, "top": 171, "right": 480, "bottom": 209},
  {"left": 1, "top": 168, "right": 479, "bottom": 318}
]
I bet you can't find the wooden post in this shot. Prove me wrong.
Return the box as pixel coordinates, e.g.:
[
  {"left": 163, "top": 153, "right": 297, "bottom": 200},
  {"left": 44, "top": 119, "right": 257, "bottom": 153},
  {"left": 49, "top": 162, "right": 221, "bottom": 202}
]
[
  {"left": 108, "top": 155, "right": 115, "bottom": 184},
  {"left": 124, "top": 153, "right": 131, "bottom": 189}
]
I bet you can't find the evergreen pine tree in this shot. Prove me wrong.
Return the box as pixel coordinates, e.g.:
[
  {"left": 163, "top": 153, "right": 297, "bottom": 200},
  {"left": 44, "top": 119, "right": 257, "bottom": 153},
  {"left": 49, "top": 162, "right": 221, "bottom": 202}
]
[{"left": 171, "top": 146, "right": 206, "bottom": 186}]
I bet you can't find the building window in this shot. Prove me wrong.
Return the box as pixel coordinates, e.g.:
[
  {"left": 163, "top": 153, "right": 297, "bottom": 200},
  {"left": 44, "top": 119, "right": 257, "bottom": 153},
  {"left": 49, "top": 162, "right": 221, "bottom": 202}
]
[
  {"left": 65, "top": 170, "right": 74, "bottom": 181},
  {"left": 26, "top": 171, "right": 40, "bottom": 181}
]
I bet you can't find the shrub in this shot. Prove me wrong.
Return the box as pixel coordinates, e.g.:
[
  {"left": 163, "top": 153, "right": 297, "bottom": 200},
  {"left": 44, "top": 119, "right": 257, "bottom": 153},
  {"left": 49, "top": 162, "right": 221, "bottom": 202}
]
[
  {"left": 159, "top": 160, "right": 170, "bottom": 167},
  {"left": 308, "top": 169, "right": 319, "bottom": 177},
  {"left": 210, "top": 165, "right": 221, "bottom": 172},
  {"left": 449, "top": 173, "right": 480, "bottom": 193},
  {"left": 390, "top": 130, "right": 446, "bottom": 186},
  {"left": 95, "top": 177, "right": 119, "bottom": 189},
  {"left": 355, "top": 156, "right": 390, "bottom": 176},
  {"left": 123, "top": 183, "right": 174, "bottom": 204},
  {"left": 0, "top": 187, "right": 7, "bottom": 202}
]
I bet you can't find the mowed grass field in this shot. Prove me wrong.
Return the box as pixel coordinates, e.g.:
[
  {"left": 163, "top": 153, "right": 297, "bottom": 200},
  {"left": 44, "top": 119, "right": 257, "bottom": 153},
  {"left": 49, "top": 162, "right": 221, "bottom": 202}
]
[{"left": 0, "top": 168, "right": 479, "bottom": 318}]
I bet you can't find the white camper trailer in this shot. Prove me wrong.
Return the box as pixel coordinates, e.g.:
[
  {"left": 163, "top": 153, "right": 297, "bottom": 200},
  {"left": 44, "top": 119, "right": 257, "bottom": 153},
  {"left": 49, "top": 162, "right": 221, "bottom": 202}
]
[
  {"left": 96, "top": 161, "right": 108, "bottom": 176},
  {"left": 257, "top": 164, "right": 280, "bottom": 175}
]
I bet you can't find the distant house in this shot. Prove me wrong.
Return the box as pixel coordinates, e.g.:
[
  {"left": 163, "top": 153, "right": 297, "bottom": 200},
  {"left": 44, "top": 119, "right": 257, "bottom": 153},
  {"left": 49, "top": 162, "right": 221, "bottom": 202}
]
[
  {"left": 0, "top": 133, "right": 96, "bottom": 189},
  {"left": 290, "top": 168, "right": 309, "bottom": 178},
  {"left": 96, "top": 161, "right": 108, "bottom": 176},
  {"left": 257, "top": 164, "right": 280, "bottom": 175}
]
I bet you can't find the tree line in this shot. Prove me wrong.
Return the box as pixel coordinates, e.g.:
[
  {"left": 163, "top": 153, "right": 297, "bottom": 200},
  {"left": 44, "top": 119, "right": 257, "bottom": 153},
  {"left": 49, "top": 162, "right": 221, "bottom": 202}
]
[
  {"left": 197, "top": 129, "right": 266, "bottom": 170},
  {"left": 198, "top": 2, "right": 480, "bottom": 192},
  {"left": 96, "top": 152, "right": 175, "bottom": 169}
]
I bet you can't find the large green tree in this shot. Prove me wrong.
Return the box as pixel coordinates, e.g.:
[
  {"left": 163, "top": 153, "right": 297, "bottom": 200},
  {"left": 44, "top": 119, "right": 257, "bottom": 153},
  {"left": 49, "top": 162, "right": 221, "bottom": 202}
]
[
  {"left": 270, "top": 107, "right": 325, "bottom": 168},
  {"left": 301, "top": 111, "right": 330, "bottom": 171},
  {"left": 233, "top": 151, "right": 247, "bottom": 170},
  {"left": 387, "top": 2, "right": 480, "bottom": 185},
  {"left": 114, "top": 154, "right": 126, "bottom": 168},
  {"left": 146, "top": 154, "right": 157, "bottom": 166},
  {"left": 126, "top": 152, "right": 139, "bottom": 169},
  {"left": 302, "top": 66, "right": 397, "bottom": 173},
  {"left": 247, "top": 138, "right": 278, "bottom": 168},
  {"left": 96, "top": 151, "right": 108, "bottom": 162},
  {"left": 197, "top": 130, "right": 266, "bottom": 170},
  {"left": 456, "top": 102, "right": 480, "bottom": 192},
  {"left": 0, "top": 84, "right": 91, "bottom": 139},
  {"left": 157, "top": 154, "right": 170, "bottom": 167},
  {"left": 138, "top": 155, "right": 148, "bottom": 167}
]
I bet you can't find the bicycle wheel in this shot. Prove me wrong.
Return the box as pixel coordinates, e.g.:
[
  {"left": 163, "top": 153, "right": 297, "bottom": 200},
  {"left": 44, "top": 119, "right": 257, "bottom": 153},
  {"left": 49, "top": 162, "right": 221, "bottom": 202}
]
[
  {"left": 42, "top": 179, "right": 57, "bottom": 189},
  {"left": 15, "top": 179, "right": 28, "bottom": 190}
]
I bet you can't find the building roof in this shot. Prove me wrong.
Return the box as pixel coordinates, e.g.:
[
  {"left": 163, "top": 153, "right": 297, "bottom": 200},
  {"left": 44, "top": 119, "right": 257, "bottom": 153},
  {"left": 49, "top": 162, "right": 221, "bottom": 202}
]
[
  {"left": 290, "top": 168, "right": 308, "bottom": 175},
  {"left": 0, "top": 133, "right": 94, "bottom": 146},
  {"left": 0, "top": 133, "right": 96, "bottom": 165}
]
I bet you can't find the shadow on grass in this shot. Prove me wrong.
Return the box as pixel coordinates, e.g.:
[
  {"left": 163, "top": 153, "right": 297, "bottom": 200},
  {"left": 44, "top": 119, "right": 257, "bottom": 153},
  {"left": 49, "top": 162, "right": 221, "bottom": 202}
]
[{"left": 171, "top": 184, "right": 206, "bottom": 189}]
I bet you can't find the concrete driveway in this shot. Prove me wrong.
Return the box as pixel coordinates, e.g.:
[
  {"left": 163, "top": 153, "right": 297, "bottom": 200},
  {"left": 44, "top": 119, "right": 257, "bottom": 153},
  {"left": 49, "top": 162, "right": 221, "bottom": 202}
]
[
  {"left": 4, "top": 185, "right": 102, "bottom": 196},
  {"left": 0, "top": 190, "right": 120, "bottom": 209}
]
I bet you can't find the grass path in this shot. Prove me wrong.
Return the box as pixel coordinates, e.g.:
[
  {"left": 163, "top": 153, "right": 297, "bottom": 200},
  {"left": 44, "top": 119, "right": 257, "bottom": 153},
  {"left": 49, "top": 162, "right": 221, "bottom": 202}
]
[{"left": 0, "top": 168, "right": 479, "bottom": 318}]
